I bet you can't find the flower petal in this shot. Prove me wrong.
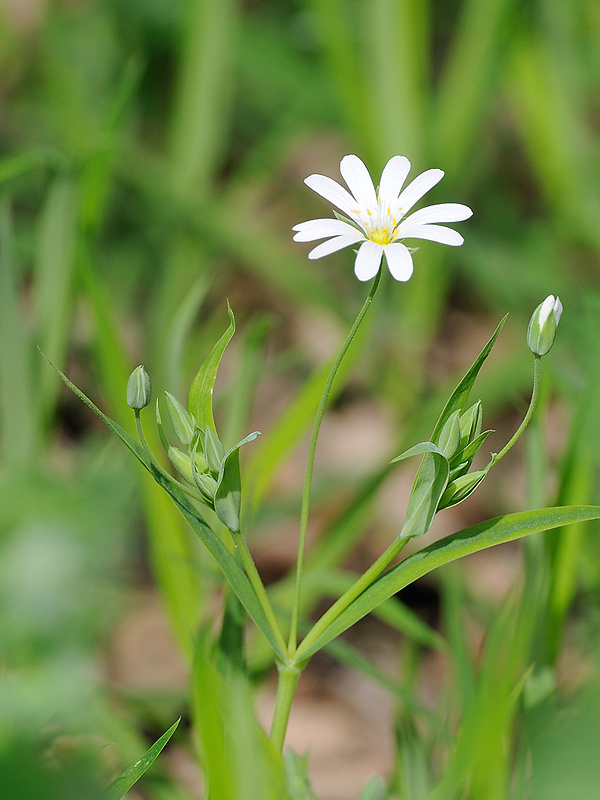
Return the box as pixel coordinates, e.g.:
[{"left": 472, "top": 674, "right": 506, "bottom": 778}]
[
  {"left": 292, "top": 218, "right": 359, "bottom": 242},
  {"left": 340, "top": 155, "right": 378, "bottom": 211},
  {"left": 400, "top": 202, "right": 473, "bottom": 227},
  {"left": 378, "top": 155, "right": 411, "bottom": 212},
  {"left": 354, "top": 240, "right": 383, "bottom": 281},
  {"left": 396, "top": 168, "right": 444, "bottom": 216},
  {"left": 383, "top": 243, "right": 414, "bottom": 281},
  {"left": 304, "top": 174, "right": 358, "bottom": 216},
  {"left": 308, "top": 233, "right": 364, "bottom": 260},
  {"left": 397, "top": 223, "right": 464, "bottom": 246}
]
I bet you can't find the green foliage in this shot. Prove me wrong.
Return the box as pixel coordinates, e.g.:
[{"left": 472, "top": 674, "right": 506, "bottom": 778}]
[
  {"left": 107, "top": 718, "right": 180, "bottom": 800},
  {"left": 5, "top": 0, "right": 600, "bottom": 796}
]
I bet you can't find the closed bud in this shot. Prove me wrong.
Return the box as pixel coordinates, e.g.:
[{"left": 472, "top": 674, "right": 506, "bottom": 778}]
[
  {"left": 437, "top": 410, "right": 462, "bottom": 459},
  {"left": 459, "top": 401, "right": 482, "bottom": 448},
  {"left": 127, "top": 365, "right": 152, "bottom": 409},
  {"left": 165, "top": 392, "right": 197, "bottom": 445},
  {"left": 438, "top": 469, "right": 487, "bottom": 511},
  {"left": 527, "top": 295, "right": 562, "bottom": 356}
]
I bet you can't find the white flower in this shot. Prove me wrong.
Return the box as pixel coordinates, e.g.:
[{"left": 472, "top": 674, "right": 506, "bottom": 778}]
[{"left": 292, "top": 154, "right": 473, "bottom": 282}]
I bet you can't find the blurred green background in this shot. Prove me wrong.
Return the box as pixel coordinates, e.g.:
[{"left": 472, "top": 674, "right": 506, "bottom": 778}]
[{"left": 3, "top": 0, "right": 600, "bottom": 797}]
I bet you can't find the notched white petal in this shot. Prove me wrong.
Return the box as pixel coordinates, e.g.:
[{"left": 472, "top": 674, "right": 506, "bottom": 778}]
[
  {"left": 293, "top": 218, "right": 358, "bottom": 242},
  {"left": 383, "top": 243, "right": 414, "bottom": 281},
  {"left": 304, "top": 174, "right": 358, "bottom": 216},
  {"left": 396, "top": 169, "right": 444, "bottom": 216},
  {"left": 354, "top": 240, "right": 383, "bottom": 281},
  {"left": 308, "top": 233, "right": 364, "bottom": 260},
  {"left": 340, "top": 155, "right": 377, "bottom": 210},
  {"left": 401, "top": 202, "right": 473, "bottom": 226},
  {"left": 398, "top": 223, "right": 464, "bottom": 246},
  {"left": 378, "top": 155, "right": 411, "bottom": 210}
]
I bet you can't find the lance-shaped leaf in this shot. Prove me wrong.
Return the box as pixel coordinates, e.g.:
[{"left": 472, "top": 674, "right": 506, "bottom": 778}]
[
  {"left": 107, "top": 718, "right": 180, "bottom": 799},
  {"left": 188, "top": 302, "right": 235, "bottom": 433},
  {"left": 431, "top": 316, "right": 506, "bottom": 444},
  {"left": 296, "top": 506, "right": 600, "bottom": 661},
  {"left": 215, "top": 431, "right": 260, "bottom": 532}
]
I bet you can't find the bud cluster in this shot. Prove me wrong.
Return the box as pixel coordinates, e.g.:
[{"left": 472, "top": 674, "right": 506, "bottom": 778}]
[{"left": 433, "top": 401, "right": 491, "bottom": 511}]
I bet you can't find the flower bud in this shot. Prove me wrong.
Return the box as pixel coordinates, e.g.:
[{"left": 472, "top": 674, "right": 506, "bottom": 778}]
[
  {"left": 527, "top": 295, "right": 562, "bottom": 356},
  {"left": 437, "top": 410, "right": 462, "bottom": 459},
  {"left": 127, "top": 365, "right": 152, "bottom": 409},
  {"left": 165, "top": 392, "right": 197, "bottom": 445}
]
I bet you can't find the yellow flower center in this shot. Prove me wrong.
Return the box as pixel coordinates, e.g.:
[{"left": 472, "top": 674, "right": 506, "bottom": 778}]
[{"left": 368, "top": 226, "right": 394, "bottom": 245}]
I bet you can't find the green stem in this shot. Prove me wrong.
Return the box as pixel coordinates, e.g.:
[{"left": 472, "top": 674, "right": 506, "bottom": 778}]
[
  {"left": 231, "top": 530, "right": 288, "bottom": 658},
  {"left": 270, "top": 661, "right": 301, "bottom": 752},
  {"left": 288, "top": 272, "right": 382, "bottom": 652},
  {"left": 295, "top": 534, "right": 409, "bottom": 662},
  {"left": 134, "top": 410, "right": 206, "bottom": 504},
  {"left": 490, "top": 355, "right": 542, "bottom": 467}
]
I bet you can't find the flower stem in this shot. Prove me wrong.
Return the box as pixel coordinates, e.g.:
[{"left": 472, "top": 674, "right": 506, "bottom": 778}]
[
  {"left": 490, "top": 355, "right": 542, "bottom": 467},
  {"left": 270, "top": 661, "right": 301, "bottom": 752},
  {"left": 287, "top": 272, "right": 382, "bottom": 653},
  {"left": 231, "top": 530, "right": 288, "bottom": 658}
]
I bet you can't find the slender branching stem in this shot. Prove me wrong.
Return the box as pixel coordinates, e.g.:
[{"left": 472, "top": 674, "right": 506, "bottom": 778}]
[
  {"left": 231, "top": 530, "right": 288, "bottom": 658},
  {"left": 288, "top": 272, "right": 382, "bottom": 653},
  {"left": 295, "top": 534, "right": 409, "bottom": 661}
]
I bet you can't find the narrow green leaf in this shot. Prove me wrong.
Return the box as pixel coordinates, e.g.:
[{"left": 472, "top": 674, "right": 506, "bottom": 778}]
[
  {"left": 431, "top": 315, "right": 506, "bottom": 444},
  {"left": 40, "top": 354, "right": 286, "bottom": 661},
  {"left": 298, "top": 506, "right": 600, "bottom": 660},
  {"left": 188, "top": 303, "right": 235, "bottom": 433},
  {"left": 107, "top": 717, "right": 180, "bottom": 799}
]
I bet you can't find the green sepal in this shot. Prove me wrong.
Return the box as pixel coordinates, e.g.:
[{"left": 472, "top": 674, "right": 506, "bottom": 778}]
[
  {"left": 400, "top": 450, "right": 450, "bottom": 540},
  {"left": 437, "top": 467, "right": 490, "bottom": 511},
  {"left": 165, "top": 391, "right": 197, "bottom": 445},
  {"left": 333, "top": 209, "right": 363, "bottom": 233},
  {"left": 107, "top": 717, "right": 180, "bottom": 799},
  {"left": 214, "top": 431, "right": 260, "bottom": 532},
  {"left": 431, "top": 316, "right": 506, "bottom": 444},
  {"left": 205, "top": 425, "right": 226, "bottom": 473},
  {"left": 188, "top": 302, "right": 235, "bottom": 433}
]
